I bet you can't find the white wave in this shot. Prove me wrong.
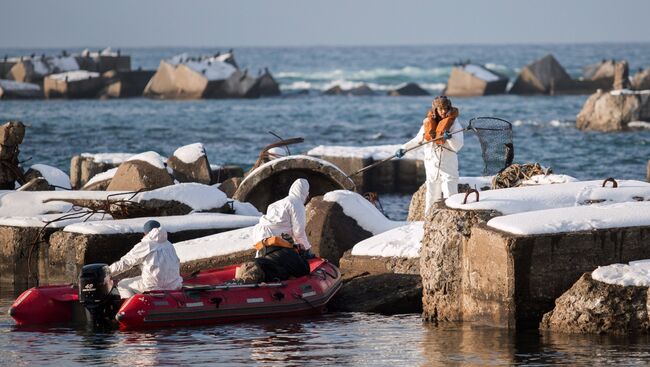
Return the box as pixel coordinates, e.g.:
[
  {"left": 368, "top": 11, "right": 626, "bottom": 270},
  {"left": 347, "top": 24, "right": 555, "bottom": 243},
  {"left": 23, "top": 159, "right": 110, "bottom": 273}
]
[
  {"left": 281, "top": 79, "right": 446, "bottom": 92},
  {"left": 549, "top": 119, "right": 574, "bottom": 127},
  {"left": 275, "top": 66, "right": 451, "bottom": 81},
  {"left": 628, "top": 121, "right": 650, "bottom": 129}
]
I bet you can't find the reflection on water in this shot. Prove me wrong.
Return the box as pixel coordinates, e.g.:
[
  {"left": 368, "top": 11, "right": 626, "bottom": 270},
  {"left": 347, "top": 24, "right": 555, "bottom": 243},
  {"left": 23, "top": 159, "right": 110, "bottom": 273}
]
[{"left": 2, "top": 292, "right": 650, "bottom": 366}]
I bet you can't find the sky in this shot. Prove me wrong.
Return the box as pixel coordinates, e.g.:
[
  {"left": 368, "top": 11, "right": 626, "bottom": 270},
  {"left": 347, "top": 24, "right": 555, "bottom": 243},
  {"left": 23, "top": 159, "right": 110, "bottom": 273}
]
[{"left": 1, "top": 0, "right": 649, "bottom": 48}]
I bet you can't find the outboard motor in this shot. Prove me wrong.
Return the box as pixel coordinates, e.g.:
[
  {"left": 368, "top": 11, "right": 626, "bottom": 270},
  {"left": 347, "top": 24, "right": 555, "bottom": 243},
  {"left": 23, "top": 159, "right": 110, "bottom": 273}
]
[{"left": 78, "top": 263, "right": 120, "bottom": 327}]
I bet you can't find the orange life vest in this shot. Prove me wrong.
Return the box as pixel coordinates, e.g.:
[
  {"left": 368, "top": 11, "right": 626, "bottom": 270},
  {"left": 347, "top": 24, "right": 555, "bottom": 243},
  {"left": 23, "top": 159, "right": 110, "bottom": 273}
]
[
  {"left": 423, "top": 107, "right": 458, "bottom": 145},
  {"left": 254, "top": 235, "right": 298, "bottom": 253}
]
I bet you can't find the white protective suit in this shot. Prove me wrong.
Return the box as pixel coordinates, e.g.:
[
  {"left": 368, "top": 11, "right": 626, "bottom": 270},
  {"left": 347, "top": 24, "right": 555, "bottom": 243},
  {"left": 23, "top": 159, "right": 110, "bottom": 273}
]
[
  {"left": 109, "top": 227, "right": 183, "bottom": 299},
  {"left": 252, "top": 178, "right": 311, "bottom": 251},
  {"left": 402, "top": 118, "right": 464, "bottom": 215}
]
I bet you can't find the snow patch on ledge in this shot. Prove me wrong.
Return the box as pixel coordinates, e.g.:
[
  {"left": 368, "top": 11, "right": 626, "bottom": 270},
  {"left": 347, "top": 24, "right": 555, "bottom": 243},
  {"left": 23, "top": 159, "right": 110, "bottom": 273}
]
[
  {"left": 446, "top": 180, "right": 650, "bottom": 215},
  {"left": 175, "top": 226, "right": 256, "bottom": 263},
  {"left": 323, "top": 190, "right": 405, "bottom": 235},
  {"left": 351, "top": 221, "right": 423, "bottom": 258},
  {"left": 63, "top": 213, "right": 260, "bottom": 235},
  {"left": 48, "top": 70, "right": 100, "bottom": 82},
  {"left": 487, "top": 201, "right": 650, "bottom": 235},
  {"left": 593, "top": 260, "right": 650, "bottom": 287},
  {"left": 81, "top": 153, "right": 134, "bottom": 164},
  {"left": 29, "top": 164, "right": 71, "bottom": 190}
]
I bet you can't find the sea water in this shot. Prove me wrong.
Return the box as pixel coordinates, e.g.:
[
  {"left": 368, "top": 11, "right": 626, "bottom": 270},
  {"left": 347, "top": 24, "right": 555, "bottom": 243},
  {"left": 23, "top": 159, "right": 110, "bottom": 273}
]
[{"left": 1, "top": 44, "right": 650, "bottom": 365}]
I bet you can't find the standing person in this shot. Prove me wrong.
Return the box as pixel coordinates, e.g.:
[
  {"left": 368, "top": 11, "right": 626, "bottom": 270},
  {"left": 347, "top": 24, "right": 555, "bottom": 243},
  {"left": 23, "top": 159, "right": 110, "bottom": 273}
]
[
  {"left": 109, "top": 220, "right": 183, "bottom": 299},
  {"left": 396, "top": 96, "right": 464, "bottom": 215},
  {"left": 251, "top": 178, "right": 313, "bottom": 257}
]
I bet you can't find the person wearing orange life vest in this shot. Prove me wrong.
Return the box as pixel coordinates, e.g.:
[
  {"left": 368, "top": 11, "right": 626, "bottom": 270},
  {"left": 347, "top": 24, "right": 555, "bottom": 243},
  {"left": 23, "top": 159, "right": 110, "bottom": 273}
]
[
  {"left": 251, "top": 178, "right": 313, "bottom": 257},
  {"left": 395, "top": 96, "right": 464, "bottom": 215}
]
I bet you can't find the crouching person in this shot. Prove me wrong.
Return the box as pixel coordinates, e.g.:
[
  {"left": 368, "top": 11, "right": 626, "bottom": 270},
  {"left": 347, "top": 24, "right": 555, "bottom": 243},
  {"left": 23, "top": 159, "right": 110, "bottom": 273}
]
[
  {"left": 251, "top": 178, "right": 314, "bottom": 259},
  {"left": 109, "top": 220, "right": 183, "bottom": 299}
]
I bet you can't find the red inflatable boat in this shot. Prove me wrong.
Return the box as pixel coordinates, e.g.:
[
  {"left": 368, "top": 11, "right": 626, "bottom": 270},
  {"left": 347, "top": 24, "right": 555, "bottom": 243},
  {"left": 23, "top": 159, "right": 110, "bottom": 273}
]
[{"left": 9, "top": 258, "right": 342, "bottom": 330}]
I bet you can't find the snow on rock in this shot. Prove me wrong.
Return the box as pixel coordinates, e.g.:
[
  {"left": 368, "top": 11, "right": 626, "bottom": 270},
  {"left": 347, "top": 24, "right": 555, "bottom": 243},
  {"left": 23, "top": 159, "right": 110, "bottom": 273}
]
[
  {"left": 174, "top": 226, "right": 255, "bottom": 263},
  {"left": 0, "top": 190, "right": 132, "bottom": 217},
  {"left": 0, "top": 79, "right": 41, "bottom": 91},
  {"left": 592, "top": 260, "right": 650, "bottom": 287},
  {"left": 126, "top": 151, "right": 166, "bottom": 169},
  {"left": 232, "top": 201, "right": 262, "bottom": 217},
  {"left": 48, "top": 70, "right": 100, "bottom": 82},
  {"left": 133, "top": 183, "right": 227, "bottom": 211},
  {"left": 81, "top": 153, "right": 134, "bottom": 164},
  {"left": 574, "top": 185, "right": 650, "bottom": 204},
  {"left": 610, "top": 89, "right": 650, "bottom": 96},
  {"left": 487, "top": 201, "right": 650, "bottom": 235},
  {"left": 63, "top": 213, "right": 260, "bottom": 235},
  {"left": 323, "top": 190, "right": 405, "bottom": 235},
  {"left": 0, "top": 213, "right": 111, "bottom": 229},
  {"left": 29, "top": 164, "right": 71, "bottom": 190},
  {"left": 462, "top": 64, "right": 500, "bottom": 82},
  {"left": 446, "top": 180, "right": 650, "bottom": 215},
  {"left": 520, "top": 174, "right": 578, "bottom": 186},
  {"left": 308, "top": 144, "right": 424, "bottom": 160},
  {"left": 84, "top": 168, "right": 118, "bottom": 187},
  {"left": 173, "top": 143, "right": 206, "bottom": 164},
  {"left": 351, "top": 221, "right": 424, "bottom": 258},
  {"left": 48, "top": 56, "right": 79, "bottom": 72},
  {"left": 168, "top": 53, "right": 236, "bottom": 81}
]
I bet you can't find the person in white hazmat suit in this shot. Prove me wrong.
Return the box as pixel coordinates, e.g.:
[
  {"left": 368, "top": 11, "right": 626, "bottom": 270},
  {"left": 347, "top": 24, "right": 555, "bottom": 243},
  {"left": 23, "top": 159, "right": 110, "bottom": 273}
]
[
  {"left": 251, "top": 178, "right": 313, "bottom": 256},
  {"left": 109, "top": 220, "right": 183, "bottom": 299},
  {"left": 396, "top": 96, "right": 464, "bottom": 215}
]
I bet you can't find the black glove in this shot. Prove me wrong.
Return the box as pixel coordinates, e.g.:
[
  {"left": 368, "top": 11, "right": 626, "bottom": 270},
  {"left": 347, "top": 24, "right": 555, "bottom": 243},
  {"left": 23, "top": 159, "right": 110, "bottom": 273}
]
[
  {"left": 443, "top": 131, "right": 452, "bottom": 140},
  {"left": 395, "top": 148, "right": 405, "bottom": 158}
]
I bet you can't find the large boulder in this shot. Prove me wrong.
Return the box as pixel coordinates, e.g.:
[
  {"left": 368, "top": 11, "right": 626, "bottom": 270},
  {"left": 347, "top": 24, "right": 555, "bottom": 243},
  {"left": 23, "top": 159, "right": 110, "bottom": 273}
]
[
  {"left": 167, "top": 143, "right": 212, "bottom": 184},
  {"left": 106, "top": 152, "right": 174, "bottom": 191},
  {"left": 329, "top": 272, "right": 422, "bottom": 314},
  {"left": 576, "top": 90, "right": 650, "bottom": 131},
  {"left": 631, "top": 67, "right": 650, "bottom": 91},
  {"left": 540, "top": 273, "right": 649, "bottom": 334},
  {"left": 613, "top": 60, "right": 631, "bottom": 90},
  {"left": 305, "top": 196, "right": 373, "bottom": 265},
  {"left": 70, "top": 153, "right": 132, "bottom": 189},
  {"left": 444, "top": 64, "right": 508, "bottom": 97},
  {"left": 387, "top": 82, "right": 430, "bottom": 96}
]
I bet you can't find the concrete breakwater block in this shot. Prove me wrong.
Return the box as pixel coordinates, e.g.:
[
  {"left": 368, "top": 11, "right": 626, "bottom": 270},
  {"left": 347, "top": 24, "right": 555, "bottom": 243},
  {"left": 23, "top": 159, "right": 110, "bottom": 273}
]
[
  {"left": 47, "top": 213, "right": 260, "bottom": 283},
  {"left": 0, "top": 225, "right": 58, "bottom": 292},
  {"left": 420, "top": 203, "right": 650, "bottom": 329},
  {"left": 70, "top": 153, "right": 133, "bottom": 189},
  {"left": 444, "top": 64, "right": 509, "bottom": 97},
  {"left": 338, "top": 250, "right": 419, "bottom": 275},
  {"left": 99, "top": 69, "right": 155, "bottom": 98},
  {"left": 43, "top": 71, "right": 104, "bottom": 99},
  {"left": 305, "top": 196, "right": 374, "bottom": 266},
  {"left": 329, "top": 272, "right": 422, "bottom": 314},
  {"left": 307, "top": 145, "right": 425, "bottom": 194},
  {"left": 233, "top": 155, "right": 355, "bottom": 213}
]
